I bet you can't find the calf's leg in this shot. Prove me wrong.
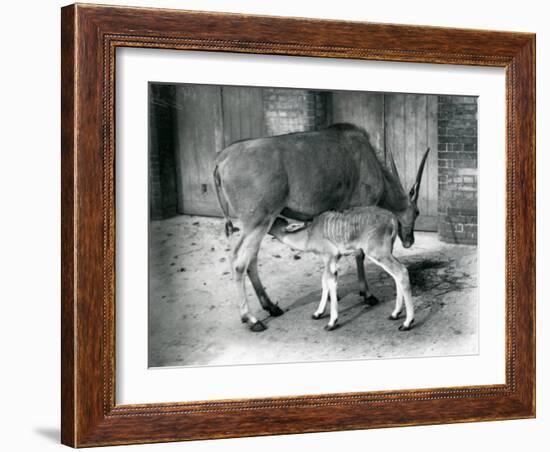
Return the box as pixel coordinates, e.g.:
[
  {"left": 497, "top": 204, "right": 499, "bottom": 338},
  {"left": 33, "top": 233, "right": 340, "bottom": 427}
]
[
  {"left": 325, "top": 258, "right": 340, "bottom": 331},
  {"left": 356, "top": 250, "right": 379, "bottom": 306},
  {"left": 368, "top": 254, "right": 414, "bottom": 331},
  {"left": 388, "top": 282, "right": 404, "bottom": 320},
  {"left": 312, "top": 264, "right": 330, "bottom": 319}
]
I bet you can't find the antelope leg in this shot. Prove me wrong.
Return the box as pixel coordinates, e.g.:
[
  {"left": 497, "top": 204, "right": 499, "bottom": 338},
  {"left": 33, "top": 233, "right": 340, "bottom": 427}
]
[{"left": 356, "top": 250, "right": 379, "bottom": 306}]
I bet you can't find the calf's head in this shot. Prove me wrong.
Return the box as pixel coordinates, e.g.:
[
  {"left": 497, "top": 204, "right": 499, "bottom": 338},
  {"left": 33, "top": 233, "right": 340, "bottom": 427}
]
[{"left": 269, "top": 217, "right": 310, "bottom": 252}]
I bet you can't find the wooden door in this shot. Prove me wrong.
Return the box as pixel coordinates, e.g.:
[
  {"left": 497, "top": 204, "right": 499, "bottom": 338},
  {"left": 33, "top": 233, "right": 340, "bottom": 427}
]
[
  {"left": 174, "top": 85, "right": 224, "bottom": 216},
  {"left": 173, "top": 85, "right": 266, "bottom": 216},
  {"left": 385, "top": 94, "right": 438, "bottom": 231},
  {"left": 332, "top": 91, "right": 385, "bottom": 162},
  {"left": 331, "top": 91, "right": 438, "bottom": 231},
  {"left": 221, "top": 86, "right": 266, "bottom": 147}
]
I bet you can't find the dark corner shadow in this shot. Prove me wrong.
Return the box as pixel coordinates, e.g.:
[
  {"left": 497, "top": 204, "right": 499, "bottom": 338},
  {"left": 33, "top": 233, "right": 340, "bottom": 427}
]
[{"left": 34, "top": 427, "right": 60, "bottom": 443}]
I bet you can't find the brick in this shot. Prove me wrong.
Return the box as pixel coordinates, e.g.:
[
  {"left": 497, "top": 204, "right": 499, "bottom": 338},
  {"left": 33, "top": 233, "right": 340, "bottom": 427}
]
[
  {"left": 438, "top": 152, "right": 465, "bottom": 160},
  {"left": 264, "top": 89, "right": 329, "bottom": 135},
  {"left": 438, "top": 135, "right": 461, "bottom": 144},
  {"left": 452, "top": 159, "right": 477, "bottom": 169},
  {"left": 457, "top": 168, "right": 477, "bottom": 177},
  {"left": 458, "top": 136, "right": 477, "bottom": 145},
  {"left": 448, "top": 207, "right": 477, "bottom": 217},
  {"left": 447, "top": 121, "right": 476, "bottom": 131}
]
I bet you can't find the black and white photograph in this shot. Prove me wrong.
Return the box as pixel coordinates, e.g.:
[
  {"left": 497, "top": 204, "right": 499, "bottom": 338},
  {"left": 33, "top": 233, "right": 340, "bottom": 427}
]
[{"left": 148, "top": 83, "right": 479, "bottom": 368}]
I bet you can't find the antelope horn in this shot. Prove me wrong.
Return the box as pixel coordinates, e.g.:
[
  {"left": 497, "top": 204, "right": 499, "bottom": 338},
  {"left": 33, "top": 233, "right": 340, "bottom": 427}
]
[
  {"left": 386, "top": 144, "right": 405, "bottom": 192},
  {"left": 409, "top": 147, "right": 431, "bottom": 203}
]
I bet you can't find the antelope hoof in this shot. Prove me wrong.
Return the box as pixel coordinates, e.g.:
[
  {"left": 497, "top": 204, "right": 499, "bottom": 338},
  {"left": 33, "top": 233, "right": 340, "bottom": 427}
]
[
  {"left": 267, "top": 304, "right": 284, "bottom": 317},
  {"left": 324, "top": 321, "right": 339, "bottom": 331},
  {"left": 365, "top": 295, "right": 379, "bottom": 306},
  {"left": 388, "top": 313, "right": 401, "bottom": 321},
  {"left": 312, "top": 312, "right": 324, "bottom": 320},
  {"left": 250, "top": 320, "right": 267, "bottom": 332},
  {"left": 398, "top": 319, "right": 415, "bottom": 331}
]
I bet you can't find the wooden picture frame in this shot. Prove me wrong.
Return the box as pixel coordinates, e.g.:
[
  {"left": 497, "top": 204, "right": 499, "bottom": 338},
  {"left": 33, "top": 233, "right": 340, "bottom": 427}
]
[{"left": 61, "top": 3, "right": 535, "bottom": 447}]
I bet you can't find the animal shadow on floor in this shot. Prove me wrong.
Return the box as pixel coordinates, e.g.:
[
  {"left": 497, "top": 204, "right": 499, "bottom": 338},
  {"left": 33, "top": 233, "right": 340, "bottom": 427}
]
[
  {"left": 265, "top": 257, "right": 456, "bottom": 330},
  {"left": 268, "top": 279, "right": 388, "bottom": 329}
]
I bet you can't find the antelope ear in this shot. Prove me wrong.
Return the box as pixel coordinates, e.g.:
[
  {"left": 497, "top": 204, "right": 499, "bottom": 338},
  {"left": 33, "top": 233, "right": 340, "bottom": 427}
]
[{"left": 285, "top": 222, "right": 307, "bottom": 233}]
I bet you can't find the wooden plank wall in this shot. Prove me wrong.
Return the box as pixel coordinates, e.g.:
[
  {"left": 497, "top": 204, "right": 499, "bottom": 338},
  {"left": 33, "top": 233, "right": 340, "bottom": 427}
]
[
  {"left": 331, "top": 91, "right": 386, "bottom": 162},
  {"left": 169, "top": 86, "right": 438, "bottom": 230},
  {"left": 174, "top": 85, "right": 224, "bottom": 216},
  {"left": 221, "top": 86, "right": 266, "bottom": 147},
  {"left": 385, "top": 94, "right": 438, "bottom": 231},
  {"left": 332, "top": 92, "right": 438, "bottom": 231},
  {"left": 173, "top": 85, "right": 265, "bottom": 216}
]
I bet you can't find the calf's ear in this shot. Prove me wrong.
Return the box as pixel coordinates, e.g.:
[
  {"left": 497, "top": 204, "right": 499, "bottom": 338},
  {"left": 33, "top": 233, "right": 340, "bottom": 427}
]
[{"left": 285, "top": 222, "right": 307, "bottom": 233}]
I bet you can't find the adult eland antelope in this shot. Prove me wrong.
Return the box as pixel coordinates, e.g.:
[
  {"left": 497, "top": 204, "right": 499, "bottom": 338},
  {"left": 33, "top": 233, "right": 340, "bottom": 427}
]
[
  {"left": 213, "top": 123, "right": 429, "bottom": 332},
  {"left": 268, "top": 207, "right": 414, "bottom": 332}
]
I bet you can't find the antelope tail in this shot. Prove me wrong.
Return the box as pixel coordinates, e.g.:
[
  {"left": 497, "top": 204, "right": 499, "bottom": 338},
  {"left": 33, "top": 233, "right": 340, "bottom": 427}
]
[{"left": 213, "top": 165, "right": 239, "bottom": 237}]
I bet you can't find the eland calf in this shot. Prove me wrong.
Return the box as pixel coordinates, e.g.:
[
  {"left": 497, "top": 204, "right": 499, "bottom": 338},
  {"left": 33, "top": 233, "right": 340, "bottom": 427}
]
[{"left": 268, "top": 206, "right": 414, "bottom": 331}]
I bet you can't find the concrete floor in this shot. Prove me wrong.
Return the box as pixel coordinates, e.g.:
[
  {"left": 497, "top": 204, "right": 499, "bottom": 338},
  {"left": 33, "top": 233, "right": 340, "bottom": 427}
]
[{"left": 148, "top": 215, "right": 478, "bottom": 367}]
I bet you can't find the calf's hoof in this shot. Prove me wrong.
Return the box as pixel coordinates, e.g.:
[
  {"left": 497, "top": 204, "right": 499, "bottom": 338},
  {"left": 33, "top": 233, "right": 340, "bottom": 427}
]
[
  {"left": 365, "top": 295, "right": 379, "bottom": 306},
  {"left": 250, "top": 320, "right": 267, "bottom": 332},
  {"left": 398, "top": 319, "right": 414, "bottom": 331},
  {"left": 311, "top": 312, "right": 324, "bottom": 320},
  {"left": 324, "top": 321, "right": 339, "bottom": 331},
  {"left": 267, "top": 304, "right": 285, "bottom": 317}
]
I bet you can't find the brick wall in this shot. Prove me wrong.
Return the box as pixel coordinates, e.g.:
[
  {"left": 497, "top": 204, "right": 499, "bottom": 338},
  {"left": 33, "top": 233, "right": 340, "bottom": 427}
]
[
  {"left": 437, "top": 96, "right": 478, "bottom": 245},
  {"left": 263, "top": 89, "right": 330, "bottom": 135}
]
